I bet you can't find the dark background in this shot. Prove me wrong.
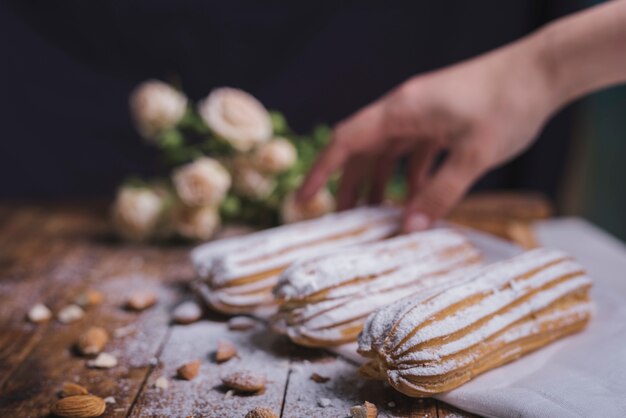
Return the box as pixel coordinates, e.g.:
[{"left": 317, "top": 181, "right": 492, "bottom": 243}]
[
  {"left": 1, "top": 1, "right": 585, "bottom": 198},
  {"left": 5, "top": 1, "right": 626, "bottom": 243}
]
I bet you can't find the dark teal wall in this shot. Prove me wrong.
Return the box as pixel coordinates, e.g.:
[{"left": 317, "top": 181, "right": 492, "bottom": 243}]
[{"left": 581, "top": 86, "right": 626, "bottom": 240}]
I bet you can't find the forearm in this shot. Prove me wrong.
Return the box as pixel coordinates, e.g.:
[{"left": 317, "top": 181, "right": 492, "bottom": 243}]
[{"left": 537, "top": 0, "right": 626, "bottom": 110}]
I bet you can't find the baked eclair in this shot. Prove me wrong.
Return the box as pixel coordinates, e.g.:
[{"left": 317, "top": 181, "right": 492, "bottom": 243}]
[
  {"left": 191, "top": 206, "right": 401, "bottom": 314},
  {"left": 272, "top": 229, "right": 482, "bottom": 347},
  {"left": 357, "top": 248, "right": 593, "bottom": 397}
]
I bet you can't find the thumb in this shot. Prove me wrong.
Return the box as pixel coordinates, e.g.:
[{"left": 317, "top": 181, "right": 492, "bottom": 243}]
[{"left": 402, "top": 146, "right": 488, "bottom": 232}]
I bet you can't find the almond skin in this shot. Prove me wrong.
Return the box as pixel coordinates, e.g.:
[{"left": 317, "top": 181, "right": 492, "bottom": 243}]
[
  {"left": 51, "top": 395, "right": 106, "bottom": 417},
  {"left": 60, "top": 382, "right": 89, "bottom": 398},
  {"left": 245, "top": 407, "right": 278, "bottom": 418},
  {"left": 177, "top": 360, "right": 201, "bottom": 381},
  {"left": 222, "top": 371, "right": 266, "bottom": 393},
  {"left": 77, "top": 327, "right": 109, "bottom": 356},
  {"left": 215, "top": 340, "right": 237, "bottom": 363}
]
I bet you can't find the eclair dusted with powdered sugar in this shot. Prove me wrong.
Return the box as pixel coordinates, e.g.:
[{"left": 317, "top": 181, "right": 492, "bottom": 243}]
[
  {"left": 191, "top": 206, "right": 401, "bottom": 314},
  {"left": 272, "top": 229, "right": 482, "bottom": 347},
  {"left": 358, "top": 248, "right": 593, "bottom": 397}
]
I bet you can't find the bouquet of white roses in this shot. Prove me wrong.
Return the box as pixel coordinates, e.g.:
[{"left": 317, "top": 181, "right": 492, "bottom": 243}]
[{"left": 112, "top": 80, "right": 335, "bottom": 242}]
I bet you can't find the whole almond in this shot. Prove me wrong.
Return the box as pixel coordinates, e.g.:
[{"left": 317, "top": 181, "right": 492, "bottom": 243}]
[
  {"left": 350, "top": 401, "right": 378, "bottom": 418},
  {"left": 172, "top": 301, "right": 202, "bottom": 324},
  {"left": 126, "top": 292, "right": 157, "bottom": 311},
  {"left": 75, "top": 290, "right": 104, "bottom": 308},
  {"left": 222, "top": 371, "right": 266, "bottom": 393},
  {"left": 215, "top": 340, "right": 237, "bottom": 363},
  {"left": 245, "top": 407, "right": 278, "bottom": 418},
  {"left": 310, "top": 373, "right": 330, "bottom": 383},
  {"left": 228, "top": 316, "right": 257, "bottom": 331},
  {"left": 51, "top": 395, "right": 106, "bottom": 417},
  {"left": 177, "top": 360, "right": 201, "bottom": 381},
  {"left": 60, "top": 382, "right": 89, "bottom": 398},
  {"left": 77, "top": 327, "right": 109, "bottom": 356}
]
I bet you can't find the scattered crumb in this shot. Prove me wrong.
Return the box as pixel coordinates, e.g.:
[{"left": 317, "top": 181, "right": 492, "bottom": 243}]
[
  {"left": 27, "top": 303, "right": 52, "bottom": 323},
  {"left": 318, "top": 397, "right": 331, "bottom": 408},
  {"left": 154, "top": 376, "right": 169, "bottom": 390},
  {"left": 57, "top": 304, "right": 84, "bottom": 324},
  {"left": 228, "top": 316, "right": 257, "bottom": 331},
  {"left": 172, "top": 301, "right": 202, "bottom": 324},
  {"left": 74, "top": 289, "right": 104, "bottom": 308},
  {"left": 310, "top": 373, "right": 330, "bottom": 383},
  {"left": 149, "top": 357, "right": 159, "bottom": 367},
  {"left": 114, "top": 407, "right": 125, "bottom": 412},
  {"left": 104, "top": 396, "right": 116, "bottom": 404},
  {"left": 224, "top": 390, "right": 235, "bottom": 399},
  {"left": 350, "top": 401, "right": 377, "bottom": 417},
  {"left": 113, "top": 325, "right": 136, "bottom": 338},
  {"left": 87, "top": 352, "right": 118, "bottom": 369},
  {"left": 388, "top": 401, "right": 396, "bottom": 408}
]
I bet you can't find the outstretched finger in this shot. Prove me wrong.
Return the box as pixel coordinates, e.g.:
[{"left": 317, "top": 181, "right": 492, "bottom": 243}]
[
  {"left": 402, "top": 146, "right": 488, "bottom": 232},
  {"left": 406, "top": 143, "right": 440, "bottom": 198},
  {"left": 297, "top": 103, "right": 385, "bottom": 202},
  {"left": 337, "top": 155, "right": 371, "bottom": 210}
]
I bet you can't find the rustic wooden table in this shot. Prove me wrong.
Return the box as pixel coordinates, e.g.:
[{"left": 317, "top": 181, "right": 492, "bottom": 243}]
[{"left": 0, "top": 198, "right": 547, "bottom": 417}]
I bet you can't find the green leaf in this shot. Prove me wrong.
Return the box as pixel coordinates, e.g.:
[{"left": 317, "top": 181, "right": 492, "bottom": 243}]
[{"left": 270, "top": 110, "right": 290, "bottom": 135}]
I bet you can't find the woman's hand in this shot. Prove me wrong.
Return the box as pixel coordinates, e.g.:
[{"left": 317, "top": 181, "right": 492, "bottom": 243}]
[
  {"left": 297, "top": 0, "right": 626, "bottom": 232},
  {"left": 298, "top": 35, "right": 555, "bottom": 232}
]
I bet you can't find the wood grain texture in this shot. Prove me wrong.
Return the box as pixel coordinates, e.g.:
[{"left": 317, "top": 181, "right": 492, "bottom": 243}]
[{"left": 0, "top": 201, "right": 514, "bottom": 418}]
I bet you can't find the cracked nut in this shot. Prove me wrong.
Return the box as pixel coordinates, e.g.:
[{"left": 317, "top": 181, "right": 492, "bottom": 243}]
[
  {"left": 58, "top": 305, "right": 85, "bottom": 324},
  {"left": 28, "top": 303, "right": 52, "bottom": 323}
]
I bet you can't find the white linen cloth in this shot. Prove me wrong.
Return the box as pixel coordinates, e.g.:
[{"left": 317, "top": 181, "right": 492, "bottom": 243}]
[
  {"left": 441, "top": 218, "right": 626, "bottom": 417},
  {"left": 337, "top": 218, "right": 626, "bottom": 417}
]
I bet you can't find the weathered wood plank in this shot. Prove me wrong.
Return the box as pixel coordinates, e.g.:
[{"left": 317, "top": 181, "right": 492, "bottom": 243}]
[
  {"left": 128, "top": 319, "right": 290, "bottom": 418},
  {"left": 437, "top": 401, "right": 480, "bottom": 417},
  {"left": 282, "top": 349, "right": 439, "bottom": 418},
  {"left": 0, "top": 202, "right": 195, "bottom": 417}
]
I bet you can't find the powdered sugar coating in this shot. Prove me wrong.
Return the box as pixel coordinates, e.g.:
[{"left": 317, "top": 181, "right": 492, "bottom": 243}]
[
  {"left": 357, "top": 248, "right": 593, "bottom": 395},
  {"left": 273, "top": 229, "right": 483, "bottom": 346},
  {"left": 191, "top": 206, "right": 401, "bottom": 313}
]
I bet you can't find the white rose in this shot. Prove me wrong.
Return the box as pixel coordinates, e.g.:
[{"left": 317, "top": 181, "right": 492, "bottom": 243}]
[
  {"left": 112, "top": 186, "right": 165, "bottom": 242},
  {"left": 232, "top": 157, "right": 276, "bottom": 199},
  {"left": 129, "top": 80, "right": 187, "bottom": 140},
  {"left": 197, "top": 87, "right": 272, "bottom": 151},
  {"left": 252, "top": 137, "right": 297, "bottom": 174},
  {"left": 281, "top": 188, "right": 335, "bottom": 224},
  {"left": 173, "top": 157, "right": 231, "bottom": 207},
  {"left": 174, "top": 205, "right": 220, "bottom": 241}
]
